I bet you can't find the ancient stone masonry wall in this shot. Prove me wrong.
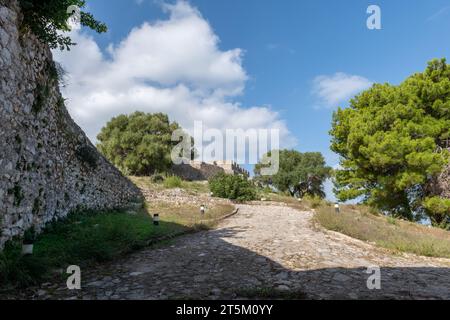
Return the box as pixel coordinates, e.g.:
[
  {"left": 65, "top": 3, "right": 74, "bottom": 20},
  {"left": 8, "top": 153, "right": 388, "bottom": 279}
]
[
  {"left": 171, "top": 160, "right": 249, "bottom": 181},
  {"left": 171, "top": 162, "right": 225, "bottom": 181},
  {"left": 0, "top": 0, "right": 142, "bottom": 248}
]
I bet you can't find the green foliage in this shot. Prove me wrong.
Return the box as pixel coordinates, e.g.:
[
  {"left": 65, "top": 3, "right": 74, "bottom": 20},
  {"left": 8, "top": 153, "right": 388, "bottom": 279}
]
[
  {"left": 23, "top": 227, "right": 36, "bottom": 244},
  {"left": 305, "top": 195, "right": 325, "bottom": 208},
  {"left": 163, "top": 176, "right": 183, "bottom": 189},
  {"left": 209, "top": 173, "right": 257, "bottom": 201},
  {"left": 387, "top": 216, "right": 398, "bottom": 226},
  {"left": 331, "top": 59, "right": 450, "bottom": 222},
  {"left": 97, "top": 112, "right": 194, "bottom": 176},
  {"left": 0, "top": 242, "right": 48, "bottom": 288},
  {"left": 422, "top": 197, "right": 450, "bottom": 229},
  {"left": 19, "top": 0, "right": 107, "bottom": 50},
  {"left": 254, "top": 150, "right": 331, "bottom": 198},
  {"left": 0, "top": 209, "right": 184, "bottom": 289},
  {"left": 31, "top": 83, "right": 50, "bottom": 114}
]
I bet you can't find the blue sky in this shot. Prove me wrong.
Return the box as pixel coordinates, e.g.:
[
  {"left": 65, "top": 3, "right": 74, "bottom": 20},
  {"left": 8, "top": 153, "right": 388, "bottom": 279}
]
[{"left": 57, "top": 0, "right": 450, "bottom": 172}]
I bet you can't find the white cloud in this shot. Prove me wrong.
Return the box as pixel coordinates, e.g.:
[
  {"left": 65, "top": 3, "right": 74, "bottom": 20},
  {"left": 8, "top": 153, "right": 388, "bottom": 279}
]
[
  {"left": 53, "top": 1, "right": 296, "bottom": 157},
  {"left": 312, "top": 72, "right": 372, "bottom": 108}
]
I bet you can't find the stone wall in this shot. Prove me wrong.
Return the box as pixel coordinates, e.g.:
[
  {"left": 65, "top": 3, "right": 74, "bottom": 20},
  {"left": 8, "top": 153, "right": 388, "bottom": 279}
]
[
  {"left": 214, "top": 160, "right": 250, "bottom": 177},
  {"left": 0, "top": 0, "right": 142, "bottom": 248},
  {"left": 171, "top": 162, "right": 225, "bottom": 181},
  {"left": 171, "top": 160, "right": 249, "bottom": 181}
]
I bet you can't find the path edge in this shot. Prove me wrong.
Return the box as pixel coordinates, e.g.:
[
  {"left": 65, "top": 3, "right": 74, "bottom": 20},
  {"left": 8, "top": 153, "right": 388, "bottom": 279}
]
[{"left": 145, "top": 207, "right": 239, "bottom": 246}]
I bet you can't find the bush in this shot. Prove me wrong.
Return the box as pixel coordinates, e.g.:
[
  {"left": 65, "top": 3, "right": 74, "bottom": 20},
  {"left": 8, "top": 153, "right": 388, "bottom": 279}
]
[
  {"left": 304, "top": 195, "right": 324, "bottom": 209},
  {"left": 23, "top": 227, "right": 37, "bottom": 244},
  {"left": 423, "top": 197, "right": 450, "bottom": 229},
  {"left": 0, "top": 242, "right": 48, "bottom": 288},
  {"left": 386, "top": 216, "right": 397, "bottom": 225},
  {"left": 209, "top": 173, "right": 257, "bottom": 202},
  {"left": 163, "top": 176, "right": 182, "bottom": 189}
]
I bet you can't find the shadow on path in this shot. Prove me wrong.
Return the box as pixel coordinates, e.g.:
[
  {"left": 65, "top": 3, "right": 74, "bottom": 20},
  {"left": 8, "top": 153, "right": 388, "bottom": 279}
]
[
  {"left": 45, "top": 225, "right": 450, "bottom": 300},
  {"left": 3, "top": 209, "right": 449, "bottom": 300}
]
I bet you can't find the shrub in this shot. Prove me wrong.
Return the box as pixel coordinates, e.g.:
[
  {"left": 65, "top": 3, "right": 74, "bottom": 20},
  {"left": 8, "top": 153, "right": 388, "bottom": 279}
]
[
  {"left": 23, "top": 227, "right": 37, "bottom": 244},
  {"left": 305, "top": 195, "right": 324, "bottom": 209},
  {"left": 163, "top": 176, "right": 182, "bottom": 189},
  {"left": 0, "top": 242, "right": 48, "bottom": 288},
  {"left": 209, "top": 173, "right": 257, "bottom": 202},
  {"left": 423, "top": 196, "right": 450, "bottom": 229},
  {"left": 387, "top": 216, "right": 397, "bottom": 226}
]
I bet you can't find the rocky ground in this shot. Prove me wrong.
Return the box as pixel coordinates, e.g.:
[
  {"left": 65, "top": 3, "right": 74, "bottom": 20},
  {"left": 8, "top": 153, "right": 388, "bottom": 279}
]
[
  {"left": 141, "top": 185, "right": 230, "bottom": 208},
  {"left": 16, "top": 203, "right": 450, "bottom": 300}
]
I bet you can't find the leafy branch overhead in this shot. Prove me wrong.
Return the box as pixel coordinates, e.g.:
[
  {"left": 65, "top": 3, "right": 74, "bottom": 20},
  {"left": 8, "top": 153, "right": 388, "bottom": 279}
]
[{"left": 19, "top": 0, "right": 107, "bottom": 50}]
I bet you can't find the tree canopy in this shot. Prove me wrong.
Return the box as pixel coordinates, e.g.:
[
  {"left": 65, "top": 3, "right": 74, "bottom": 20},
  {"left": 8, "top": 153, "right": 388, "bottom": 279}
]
[
  {"left": 19, "top": 0, "right": 107, "bottom": 50},
  {"left": 254, "top": 150, "right": 331, "bottom": 198},
  {"left": 330, "top": 59, "right": 450, "bottom": 226},
  {"left": 97, "top": 112, "right": 193, "bottom": 176}
]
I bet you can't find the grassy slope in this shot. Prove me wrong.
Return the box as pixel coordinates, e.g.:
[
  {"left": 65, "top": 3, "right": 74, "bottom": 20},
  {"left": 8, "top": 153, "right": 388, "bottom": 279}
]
[
  {"left": 315, "top": 204, "right": 450, "bottom": 258},
  {"left": 0, "top": 179, "right": 234, "bottom": 290},
  {"left": 258, "top": 190, "right": 450, "bottom": 258},
  {"left": 0, "top": 208, "right": 183, "bottom": 289},
  {"left": 131, "top": 176, "right": 234, "bottom": 227},
  {"left": 130, "top": 176, "right": 210, "bottom": 194}
]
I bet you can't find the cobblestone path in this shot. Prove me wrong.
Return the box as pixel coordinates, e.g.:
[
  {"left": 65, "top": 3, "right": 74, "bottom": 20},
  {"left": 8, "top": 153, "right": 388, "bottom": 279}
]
[{"left": 22, "top": 204, "right": 450, "bottom": 300}]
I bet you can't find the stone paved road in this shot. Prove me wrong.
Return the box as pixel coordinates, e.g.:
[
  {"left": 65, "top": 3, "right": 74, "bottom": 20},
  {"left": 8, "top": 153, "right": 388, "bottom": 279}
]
[{"left": 25, "top": 204, "right": 450, "bottom": 300}]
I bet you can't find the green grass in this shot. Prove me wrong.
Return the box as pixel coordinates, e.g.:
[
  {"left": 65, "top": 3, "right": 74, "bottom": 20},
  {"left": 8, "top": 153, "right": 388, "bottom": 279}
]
[
  {"left": 0, "top": 208, "right": 186, "bottom": 290},
  {"left": 256, "top": 191, "right": 330, "bottom": 211},
  {"left": 0, "top": 196, "right": 235, "bottom": 290},
  {"left": 256, "top": 190, "right": 450, "bottom": 258},
  {"left": 315, "top": 204, "right": 450, "bottom": 258},
  {"left": 181, "top": 181, "right": 210, "bottom": 194},
  {"left": 146, "top": 202, "right": 235, "bottom": 229},
  {"left": 0, "top": 243, "right": 49, "bottom": 288},
  {"left": 163, "top": 176, "right": 183, "bottom": 189},
  {"left": 131, "top": 176, "right": 210, "bottom": 194},
  {"left": 35, "top": 209, "right": 186, "bottom": 265}
]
